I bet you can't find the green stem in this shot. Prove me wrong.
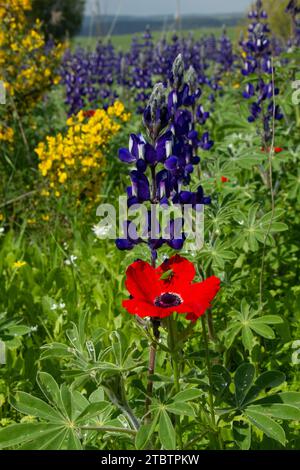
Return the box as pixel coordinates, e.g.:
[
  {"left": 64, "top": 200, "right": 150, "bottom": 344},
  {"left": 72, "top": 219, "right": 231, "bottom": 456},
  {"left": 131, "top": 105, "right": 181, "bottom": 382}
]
[
  {"left": 167, "top": 315, "right": 183, "bottom": 449},
  {"left": 201, "top": 315, "right": 223, "bottom": 450}
]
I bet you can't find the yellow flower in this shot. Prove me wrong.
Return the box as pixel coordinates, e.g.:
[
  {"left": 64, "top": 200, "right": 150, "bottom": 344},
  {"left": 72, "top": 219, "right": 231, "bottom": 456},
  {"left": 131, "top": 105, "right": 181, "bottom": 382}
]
[
  {"left": 42, "top": 214, "right": 50, "bottom": 221},
  {"left": 233, "top": 83, "right": 240, "bottom": 89},
  {"left": 13, "top": 260, "right": 27, "bottom": 269},
  {"left": 0, "top": 213, "right": 4, "bottom": 221},
  {"left": 35, "top": 101, "right": 130, "bottom": 204}
]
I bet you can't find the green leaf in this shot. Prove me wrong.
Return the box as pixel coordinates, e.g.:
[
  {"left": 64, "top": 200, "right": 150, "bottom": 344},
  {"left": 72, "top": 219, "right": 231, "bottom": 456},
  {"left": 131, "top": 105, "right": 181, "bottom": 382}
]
[
  {"left": 159, "top": 410, "right": 176, "bottom": 450},
  {"left": 242, "top": 326, "right": 254, "bottom": 351},
  {"left": 37, "top": 372, "right": 63, "bottom": 411},
  {"left": 0, "top": 423, "right": 62, "bottom": 449},
  {"left": 60, "top": 384, "right": 73, "bottom": 420},
  {"left": 7, "top": 325, "right": 31, "bottom": 336},
  {"left": 253, "top": 316, "right": 283, "bottom": 325},
  {"left": 75, "top": 401, "right": 110, "bottom": 424},
  {"left": 225, "top": 323, "right": 242, "bottom": 348},
  {"left": 172, "top": 388, "right": 202, "bottom": 402},
  {"left": 249, "top": 321, "right": 275, "bottom": 339},
  {"left": 232, "top": 421, "right": 251, "bottom": 450},
  {"left": 245, "top": 409, "right": 286, "bottom": 446},
  {"left": 247, "top": 404, "right": 300, "bottom": 421},
  {"left": 166, "top": 402, "right": 195, "bottom": 417},
  {"left": 243, "top": 371, "right": 286, "bottom": 405},
  {"left": 160, "top": 269, "right": 173, "bottom": 280},
  {"left": 255, "top": 371, "right": 286, "bottom": 390},
  {"left": 65, "top": 430, "right": 83, "bottom": 450},
  {"left": 19, "top": 427, "right": 67, "bottom": 450},
  {"left": 234, "top": 363, "right": 255, "bottom": 408},
  {"left": 10, "top": 392, "right": 64, "bottom": 423},
  {"left": 211, "top": 365, "right": 231, "bottom": 399},
  {"left": 278, "top": 392, "right": 300, "bottom": 408},
  {"left": 135, "top": 412, "right": 159, "bottom": 450},
  {"left": 89, "top": 388, "right": 105, "bottom": 402}
]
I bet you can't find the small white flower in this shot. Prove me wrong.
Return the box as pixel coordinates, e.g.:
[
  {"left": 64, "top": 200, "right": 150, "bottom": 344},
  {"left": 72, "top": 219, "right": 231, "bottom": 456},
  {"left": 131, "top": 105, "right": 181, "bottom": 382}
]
[
  {"left": 0, "top": 227, "right": 4, "bottom": 235},
  {"left": 59, "top": 302, "right": 65, "bottom": 309},
  {"left": 30, "top": 325, "right": 38, "bottom": 332},
  {"left": 50, "top": 303, "right": 58, "bottom": 311},
  {"left": 92, "top": 224, "right": 112, "bottom": 239},
  {"left": 65, "top": 255, "right": 77, "bottom": 266}
]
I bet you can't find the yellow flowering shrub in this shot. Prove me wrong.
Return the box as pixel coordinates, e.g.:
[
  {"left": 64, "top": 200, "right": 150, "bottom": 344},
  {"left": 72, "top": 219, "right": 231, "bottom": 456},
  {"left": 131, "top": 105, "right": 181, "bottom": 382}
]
[
  {"left": 0, "top": 0, "right": 63, "bottom": 118},
  {"left": 35, "top": 101, "right": 130, "bottom": 203},
  {"left": 0, "top": 125, "right": 14, "bottom": 143}
]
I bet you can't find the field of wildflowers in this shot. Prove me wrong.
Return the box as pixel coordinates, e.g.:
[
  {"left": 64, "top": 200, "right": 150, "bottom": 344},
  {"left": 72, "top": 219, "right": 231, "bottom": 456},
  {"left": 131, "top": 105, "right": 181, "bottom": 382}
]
[{"left": 0, "top": 0, "right": 300, "bottom": 452}]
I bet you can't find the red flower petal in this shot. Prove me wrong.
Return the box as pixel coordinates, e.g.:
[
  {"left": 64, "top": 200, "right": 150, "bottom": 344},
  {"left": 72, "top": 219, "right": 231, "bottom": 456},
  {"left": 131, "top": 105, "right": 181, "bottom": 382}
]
[
  {"left": 221, "top": 176, "right": 229, "bottom": 183},
  {"left": 156, "top": 254, "right": 196, "bottom": 288},
  {"left": 185, "top": 276, "right": 221, "bottom": 321},
  {"left": 125, "top": 260, "right": 161, "bottom": 301},
  {"left": 123, "top": 299, "right": 174, "bottom": 319},
  {"left": 274, "top": 147, "right": 283, "bottom": 153}
]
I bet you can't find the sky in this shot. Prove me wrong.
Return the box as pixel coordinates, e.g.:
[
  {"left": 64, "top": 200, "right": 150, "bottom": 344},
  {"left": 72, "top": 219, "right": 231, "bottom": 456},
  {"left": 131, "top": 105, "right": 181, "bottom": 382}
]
[{"left": 85, "top": 0, "right": 251, "bottom": 16}]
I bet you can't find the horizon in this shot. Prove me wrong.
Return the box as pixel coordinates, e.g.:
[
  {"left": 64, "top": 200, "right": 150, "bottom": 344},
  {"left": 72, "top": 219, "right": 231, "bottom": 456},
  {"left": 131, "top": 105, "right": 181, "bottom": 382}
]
[{"left": 85, "top": 0, "right": 251, "bottom": 17}]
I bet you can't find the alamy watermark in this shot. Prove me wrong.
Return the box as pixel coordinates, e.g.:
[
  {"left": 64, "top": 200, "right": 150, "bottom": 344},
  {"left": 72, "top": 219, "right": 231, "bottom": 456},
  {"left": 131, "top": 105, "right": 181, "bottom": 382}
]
[
  {"left": 0, "top": 80, "right": 6, "bottom": 105},
  {"left": 94, "top": 196, "right": 205, "bottom": 252},
  {"left": 0, "top": 340, "right": 5, "bottom": 364},
  {"left": 292, "top": 340, "right": 300, "bottom": 365},
  {"left": 292, "top": 80, "right": 300, "bottom": 106}
]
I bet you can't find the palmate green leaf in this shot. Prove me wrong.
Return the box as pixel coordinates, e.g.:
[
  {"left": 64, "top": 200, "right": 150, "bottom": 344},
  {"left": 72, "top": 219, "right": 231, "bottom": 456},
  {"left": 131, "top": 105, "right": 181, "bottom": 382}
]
[
  {"left": 0, "top": 423, "right": 63, "bottom": 449},
  {"left": 243, "top": 371, "right": 286, "bottom": 406},
  {"left": 245, "top": 409, "right": 286, "bottom": 446},
  {"left": 10, "top": 392, "right": 64, "bottom": 423},
  {"left": 232, "top": 421, "right": 251, "bottom": 450},
  {"left": 19, "top": 427, "right": 68, "bottom": 450},
  {"left": 172, "top": 388, "right": 202, "bottom": 402},
  {"left": 247, "top": 404, "right": 300, "bottom": 421},
  {"left": 234, "top": 364, "right": 255, "bottom": 408},
  {"left": 159, "top": 410, "right": 176, "bottom": 450},
  {"left": 65, "top": 429, "right": 83, "bottom": 450},
  {"left": 236, "top": 153, "right": 265, "bottom": 169}
]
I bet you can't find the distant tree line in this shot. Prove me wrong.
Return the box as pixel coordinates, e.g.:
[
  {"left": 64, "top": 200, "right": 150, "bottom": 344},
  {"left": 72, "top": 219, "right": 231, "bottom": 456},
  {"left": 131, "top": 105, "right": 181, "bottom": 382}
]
[
  {"left": 80, "top": 14, "right": 244, "bottom": 37},
  {"left": 28, "top": 0, "right": 86, "bottom": 40}
]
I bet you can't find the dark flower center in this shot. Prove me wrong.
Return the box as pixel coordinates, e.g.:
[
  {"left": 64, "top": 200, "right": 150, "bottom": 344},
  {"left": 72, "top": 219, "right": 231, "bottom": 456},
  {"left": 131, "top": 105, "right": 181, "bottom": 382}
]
[{"left": 154, "top": 292, "right": 183, "bottom": 308}]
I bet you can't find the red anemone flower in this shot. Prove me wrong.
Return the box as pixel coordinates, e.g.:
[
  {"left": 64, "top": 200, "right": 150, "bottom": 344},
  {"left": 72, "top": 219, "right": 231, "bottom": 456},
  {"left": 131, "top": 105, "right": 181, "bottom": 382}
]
[
  {"left": 221, "top": 176, "right": 229, "bottom": 183},
  {"left": 123, "top": 255, "right": 220, "bottom": 322},
  {"left": 261, "top": 146, "right": 283, "bottom": 154}
]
